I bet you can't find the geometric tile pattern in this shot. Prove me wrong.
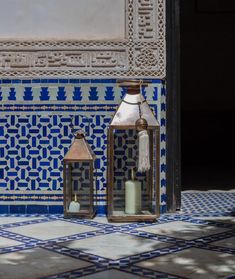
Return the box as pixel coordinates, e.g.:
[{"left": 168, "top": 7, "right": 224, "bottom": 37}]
[
  {"left": 0, "top": 114, "right": 107, "bottom": 192},
  {"left": 181, "top": 190, "right": 235, "bottom": 216},
  {"left": 0, "top": 209, "right": 234, "bottom": 279},
  {"left": 0, "top": 79, "right": 166, "bottom": 214}
]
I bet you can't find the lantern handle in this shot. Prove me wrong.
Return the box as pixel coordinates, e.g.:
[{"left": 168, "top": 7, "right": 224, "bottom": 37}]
[
  {"left": 74, "top": 130, "right": 85, "bottom": 139},
  {"left": 70, "top": 115, "right": 92, "bottom": 137},
  {"left": 70, "top": 115, "right": 75, "bottom": 135},
  {"left": 138, "top": 102, "right": 142, "bottom": 119},
  {"left": 69, "top": 116, "right": 86, "bottom": 136}
]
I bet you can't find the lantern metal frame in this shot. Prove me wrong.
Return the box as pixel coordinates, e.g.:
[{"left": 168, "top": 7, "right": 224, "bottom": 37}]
[
  {"left": 63, "top": 132, "right": 96, "bottom": 219},
  {"left": 107, "top": 80, "right": 160, "bottom": 222}
]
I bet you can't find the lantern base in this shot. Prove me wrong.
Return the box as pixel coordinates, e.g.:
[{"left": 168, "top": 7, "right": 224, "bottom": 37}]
[
  {"left": 107, "top": 210, "right": 159, "bottom": 222},
  {"left": 64, "top": 209, "right": 96, "bottom": 219}
]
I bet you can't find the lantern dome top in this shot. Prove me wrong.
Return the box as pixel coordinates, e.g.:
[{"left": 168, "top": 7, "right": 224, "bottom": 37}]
[
  {"left": 64, "top": 133, "right": 96, "bottom": 162},
  {"left": 110, "top": 80, "right": 159, "bottom": 128}
]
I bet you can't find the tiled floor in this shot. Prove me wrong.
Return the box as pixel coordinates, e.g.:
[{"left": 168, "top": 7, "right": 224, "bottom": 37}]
[
  {"left": 0, "top": 191, "right": 235, "bottom": 279},
  {"left": 0, "top": 214, "right": 235, "bottom": 279},
  {"left": 181, "top": 190, "right": 235, "bottom": 215}
]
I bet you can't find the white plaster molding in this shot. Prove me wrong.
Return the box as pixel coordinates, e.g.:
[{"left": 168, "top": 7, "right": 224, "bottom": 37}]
[
  {"left": 0, "top": 0, "right": 166, "bottom": 78},
  {"left": 0, "top": 0, "right": 126, "bottom": 40}
]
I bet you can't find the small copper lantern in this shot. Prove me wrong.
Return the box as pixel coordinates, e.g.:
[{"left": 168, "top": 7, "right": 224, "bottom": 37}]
[
  {"left": 107, "top": 80, "right": 160, "bottom": 222},
  {"left": 63, "top": 131, "right": 96, "bottom": 218}
]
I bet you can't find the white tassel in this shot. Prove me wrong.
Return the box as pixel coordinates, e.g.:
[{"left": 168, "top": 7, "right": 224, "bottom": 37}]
[{"left": 138, "top": 130, "right": 150, "bottom": 172}]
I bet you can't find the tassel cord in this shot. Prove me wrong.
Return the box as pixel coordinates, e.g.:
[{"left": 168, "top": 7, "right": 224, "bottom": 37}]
[{"left": 138, "top": 130, "right": 150, "bottom": 172}]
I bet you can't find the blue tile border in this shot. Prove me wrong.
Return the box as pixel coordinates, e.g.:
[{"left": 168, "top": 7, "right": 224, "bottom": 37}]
[
  {"left": 0, "top": 205, "right": 9, "bottom": 214},
  {"left": 0, "top": 78, "right": 164, "bottom": 85},
  {"left": 9, "top": 205, "right": 26, "bottom": 214},
  {"left": 160, "top": 205, "right": 167, "bottom": 214},
  {"left": 27, "top": 205, "right": 48, "bottom": 214},
  {"left": 0, "top": 204, "right": 167, "bottom": 215},
  {"left": 48, "top": 205, "right": 64, "bottom": 214},
  {"left": 95, "top": 205, "right": 107, "bottom": 216},
  {"left": 0, "top": 205, "right": 61, "bottom": 215}
]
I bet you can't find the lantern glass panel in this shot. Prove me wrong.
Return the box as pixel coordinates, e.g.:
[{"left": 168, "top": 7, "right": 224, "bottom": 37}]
[
  {"left": 73, "top": 162, "right": 91, "bottom": 211},
  {"left": 109, "top": 127, "right": 159, "bottom": 220},
  {"left": 64, "top": 160, "right": 95, "bottom": 218}
]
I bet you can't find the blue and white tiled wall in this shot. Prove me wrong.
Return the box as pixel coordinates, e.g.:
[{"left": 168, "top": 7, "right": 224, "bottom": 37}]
[{"left": 0, "top": 79, "right": 166, "bottom": 214}]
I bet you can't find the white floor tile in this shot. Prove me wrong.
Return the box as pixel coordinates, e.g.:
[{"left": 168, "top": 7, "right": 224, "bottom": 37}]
[
  {"left": 0, "top": 247, "right": 91, "bottom": 279},
  {"left": 0, "top": 236, "right": 23, "bottom": 248},
  {"left": 136, "top": 221, "right": 229, "bottom": 240},
  {"left": 211, "top": 236, "right": 235, "bottom": 249},
  {"left": 61, "top": 232, "right": 171, "bottom": 260},
  {"left": 0, "top": 217, "right": 43, "bottom": 225},
  {"left": 137, "top": 247, "right": 235, "bottom": 279},
  {"left": 5, "top": 220, "right": 98, "bottom": 240}
]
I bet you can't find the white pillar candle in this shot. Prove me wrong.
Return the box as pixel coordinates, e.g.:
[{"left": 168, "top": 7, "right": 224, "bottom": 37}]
[
  {"left": 125, "top": 180, "right": 142, "bottom": 214},
  {"left": 68, "top": 193, "right": 80, "bottom": 213}
]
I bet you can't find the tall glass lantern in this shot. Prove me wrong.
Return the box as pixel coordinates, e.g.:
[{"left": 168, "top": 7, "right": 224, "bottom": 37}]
[
  {"left": 63, "top": 131, "right": 96, "bottom": 218},
  {"left": 107, "top": 80, "right": 160, "bottom": 222}
]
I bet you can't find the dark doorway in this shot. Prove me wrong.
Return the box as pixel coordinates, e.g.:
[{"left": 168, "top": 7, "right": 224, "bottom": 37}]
[{"left": 180, "top": 0, "right": 235, "bottom": 191}]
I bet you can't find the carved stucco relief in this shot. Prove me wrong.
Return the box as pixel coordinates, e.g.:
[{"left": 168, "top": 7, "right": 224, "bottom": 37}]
[{"left": 0, "top": 0, "right": 165, "bottom": 78}]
